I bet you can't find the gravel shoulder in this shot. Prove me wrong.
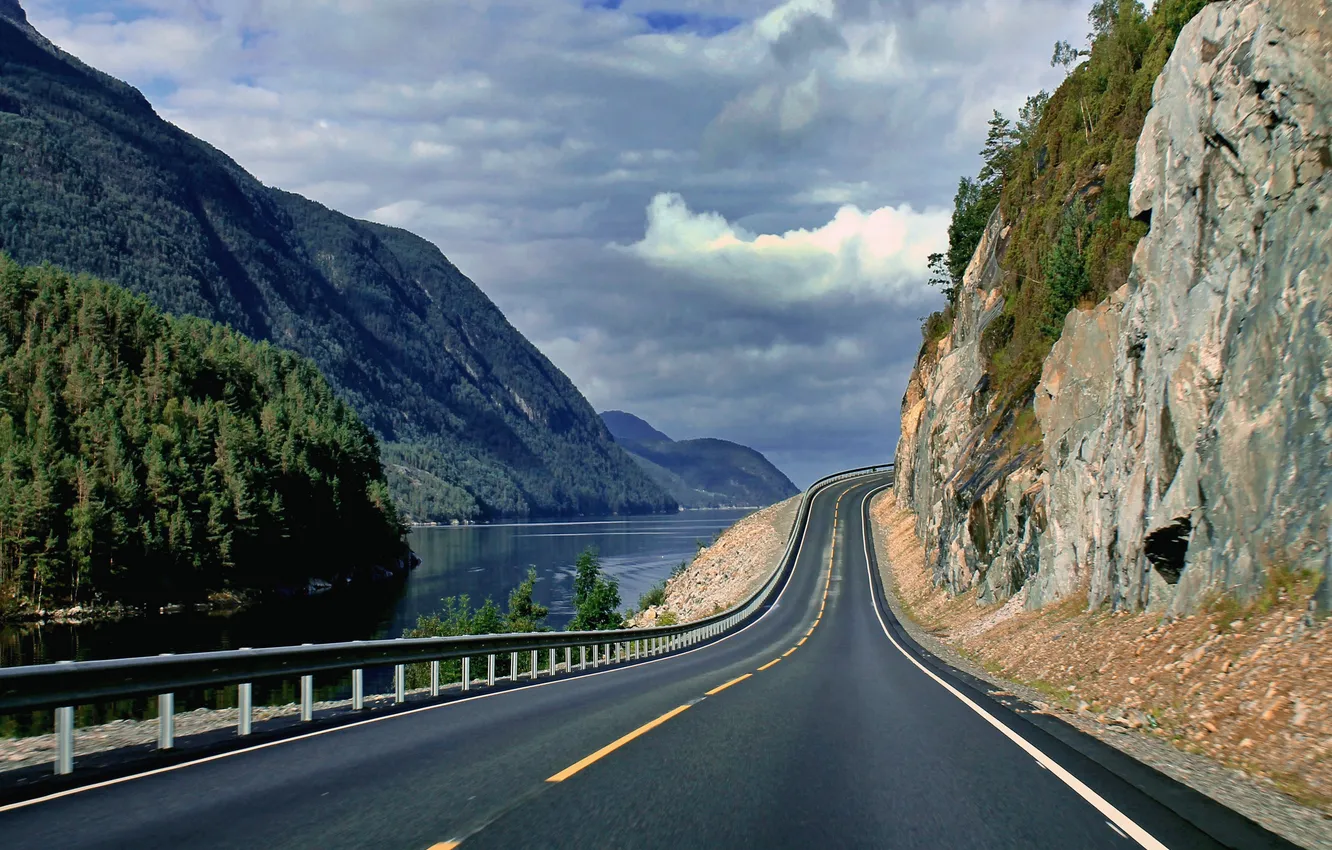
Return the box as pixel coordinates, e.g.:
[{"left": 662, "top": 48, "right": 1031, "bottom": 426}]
[
  {"left": 630, "top": 495, "right": 801, "bottom": 626},
  {"left": 870, "top": 491, "right": 1332, "bottom": 850}
]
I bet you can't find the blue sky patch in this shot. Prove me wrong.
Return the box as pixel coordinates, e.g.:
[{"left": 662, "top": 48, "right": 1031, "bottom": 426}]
[{"left": 639, "top": 11, "right": 743, "bottom": 36}]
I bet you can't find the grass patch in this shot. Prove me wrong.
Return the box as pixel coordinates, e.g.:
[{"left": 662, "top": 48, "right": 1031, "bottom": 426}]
[{"left": 1204, "top": 558, "right": 1319, "bottom": 630}]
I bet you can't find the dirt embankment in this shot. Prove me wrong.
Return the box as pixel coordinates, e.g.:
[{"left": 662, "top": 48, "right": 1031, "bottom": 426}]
[
  {"left": 631, "top": 495, "right": 801, "bottom": 626},
  {"left": 872, "top": 492, "right": 1332, "bottom": 850}
]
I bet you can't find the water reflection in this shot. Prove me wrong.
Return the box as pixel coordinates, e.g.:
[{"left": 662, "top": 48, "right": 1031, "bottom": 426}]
[{"left": 0, "top": 509, "right": 749, "bottom": 669}]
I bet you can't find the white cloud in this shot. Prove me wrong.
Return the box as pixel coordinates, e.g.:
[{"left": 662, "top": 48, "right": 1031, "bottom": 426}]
[{"left": 617, "top": 192, "right": 948, "bottom": 303}]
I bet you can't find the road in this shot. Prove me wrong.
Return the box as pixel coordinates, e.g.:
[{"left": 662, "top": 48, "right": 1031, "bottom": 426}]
[{"left": 0, "top": 475, "right": 1291, "bottom": 848}]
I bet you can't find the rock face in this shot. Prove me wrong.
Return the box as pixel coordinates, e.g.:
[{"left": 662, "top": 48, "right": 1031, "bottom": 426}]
[
  {"left": 896, "top": 210, "right": 1048, "bottom": 605},
  {"left": 896, "top": 0, "right": 1331, "bottom": 614}
]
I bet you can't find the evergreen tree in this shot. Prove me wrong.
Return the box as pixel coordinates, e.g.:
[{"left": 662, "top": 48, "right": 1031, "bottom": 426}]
[
  {"left": 945, "top": 177, "right": 997, "bottom": 292},
  {"left": 505, "top": 567, "right": 550, "bottom": 634},
  {"left": 1042, "top": 200, "right": 1092, "bottom": 333},
  {"left": 568, "top": 548, "right": 623, "bottom": 631}
]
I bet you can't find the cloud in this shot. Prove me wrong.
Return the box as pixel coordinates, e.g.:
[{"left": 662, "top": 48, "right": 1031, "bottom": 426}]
[
  {"left": 25, "top": 0, "right": 1091, "bottom": 484},
  {"left": 617, "top": 192, "right": 947, "bottom": 303}
]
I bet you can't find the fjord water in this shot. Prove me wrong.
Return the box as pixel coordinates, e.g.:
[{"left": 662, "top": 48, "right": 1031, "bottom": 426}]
[{"left": 1, "top": 510, "right": 750, "bottom": 668}]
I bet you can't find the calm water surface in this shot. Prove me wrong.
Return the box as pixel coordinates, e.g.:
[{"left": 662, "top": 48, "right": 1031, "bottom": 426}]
[{"left": 1, "top": 510, "right": 750, "bottom": 668}]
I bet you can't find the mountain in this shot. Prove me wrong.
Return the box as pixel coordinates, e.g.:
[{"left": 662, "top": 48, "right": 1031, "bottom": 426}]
[
  {"left": 0, "top": 5, "right": 674, "bottom": 522},
  {"left": 599, "top": 412, "right": 798, "bottom": 508}
]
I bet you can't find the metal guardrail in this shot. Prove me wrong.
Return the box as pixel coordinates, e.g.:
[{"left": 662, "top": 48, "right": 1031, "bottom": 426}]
[{"left": 0, "top": 463, "right": 893, "bottom": 775}]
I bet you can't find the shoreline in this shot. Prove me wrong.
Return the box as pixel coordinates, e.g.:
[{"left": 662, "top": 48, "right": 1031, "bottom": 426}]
[{"left": 407, "top": 503, "right": 773, "bottom": 528}]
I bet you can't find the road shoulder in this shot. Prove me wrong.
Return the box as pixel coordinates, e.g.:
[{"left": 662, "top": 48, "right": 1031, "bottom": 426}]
[{"left": 868, "top": 491, "right": 1332, "bottom": 850}]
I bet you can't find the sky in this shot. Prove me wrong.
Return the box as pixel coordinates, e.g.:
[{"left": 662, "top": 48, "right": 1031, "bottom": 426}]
[{"left": 26, "top": 0, "right": 1087, "bottom": 487}]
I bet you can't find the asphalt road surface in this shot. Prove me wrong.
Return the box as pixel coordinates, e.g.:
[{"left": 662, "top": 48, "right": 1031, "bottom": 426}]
[{"left": 0, "top": 475, "right": 1295, "bottom": 848}]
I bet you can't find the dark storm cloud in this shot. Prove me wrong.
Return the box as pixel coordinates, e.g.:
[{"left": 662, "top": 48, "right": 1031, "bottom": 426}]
[{"left": 28, "top": 0, "right": 1088, "bottom": 484}]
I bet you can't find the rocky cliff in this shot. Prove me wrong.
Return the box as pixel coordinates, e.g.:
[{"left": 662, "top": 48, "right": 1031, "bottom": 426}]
[{"left": 896, "top": 0, "right": 1331, "bottom": 615}]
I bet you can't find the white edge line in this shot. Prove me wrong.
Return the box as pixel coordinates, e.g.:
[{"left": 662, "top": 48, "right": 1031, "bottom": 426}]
[
  {"left": 857, "top": 485, "right": 1169, "bottom": 850},
  {"left": 0, "top": 476, "right": 854, "bottom": 815}
]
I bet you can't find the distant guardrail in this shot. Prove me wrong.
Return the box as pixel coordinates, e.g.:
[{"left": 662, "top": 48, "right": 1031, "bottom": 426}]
[{"left": 0, "top": 463, "right": 893, "bottom": 775}]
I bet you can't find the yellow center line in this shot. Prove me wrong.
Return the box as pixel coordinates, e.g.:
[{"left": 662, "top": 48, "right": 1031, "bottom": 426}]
[
  {"left": 758, "top": 658, "right": 781, "bottom": 671},
  {"left": 705, "top": 673, "right": 752, "bottom": 696},
  {"left": 546, "top": 704, "right": 691, "bottom": 783},
  {"left": 428, "top": 844, "right": 460, "bottom": 850},
  {"left": 782, "top": 647, "right": 797, "bottom": 657},
  {"left": 798, "top": 636, "right": 807, "bottom": 646}
]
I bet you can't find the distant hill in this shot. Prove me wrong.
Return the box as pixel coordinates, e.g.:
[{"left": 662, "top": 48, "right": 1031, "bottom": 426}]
[
  {"left": 599, "top": 413, "right": 798, "bottom": 508},
  {"left": 600, "top": 411, "right": 673, "bottom": 444},
  {"left": 0, "top": 5, "right": 674, "bottom": 522}
]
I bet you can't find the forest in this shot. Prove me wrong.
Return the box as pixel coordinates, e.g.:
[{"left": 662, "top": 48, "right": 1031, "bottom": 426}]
[{"left": 0, "top": 258, "right": 406, "bottom": 614}]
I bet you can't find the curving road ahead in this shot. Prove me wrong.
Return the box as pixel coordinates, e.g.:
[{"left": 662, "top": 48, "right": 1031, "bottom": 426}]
[{"left": 0, "top": 475, "right": 1295, "bottom": 848}]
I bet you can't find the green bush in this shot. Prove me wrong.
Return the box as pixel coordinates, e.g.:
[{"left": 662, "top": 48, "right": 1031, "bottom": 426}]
[
  {"left": 403, "top": 567, "right": 549, "bottom": 687},
  {"left": 637, "top": 581, "right": 667, "bottom": 612}
]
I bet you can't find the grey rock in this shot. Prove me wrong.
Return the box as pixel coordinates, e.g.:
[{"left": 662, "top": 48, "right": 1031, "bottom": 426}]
[{"left": 895, "top": 0, "right": 1332, "bottom": 614}]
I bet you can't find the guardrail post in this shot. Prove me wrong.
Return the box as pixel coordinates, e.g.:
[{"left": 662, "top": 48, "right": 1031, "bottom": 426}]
[
  {"left": 300, "top": 674, "right": 313, "bottom": 721},
  {"left": 510, "top": 651, "right": 518, "bottom": 681},
  {"left": 394, "top": 664, "right": 405, "bottom": 704},
  {"left": 238, "top": 682, "right": 253, "bottom": 734},
  {"left": 579, "top": 646, "right": 586, "bottom": 670},
  {"left": 54, "top": 704, "right": 73, "bottom": 775},
  {"left": 158, "top": 692, "right": 174, "bottom": 750},
  {"left": 549, "top": 648, "right": 555, "bottom": 677},
  {"left": 430, "top": 660, "right": 440, "bottom": 697},
  {"left": 487, "top": 654, "right": 496, "bottom": 686},
  {"left": 564, "top": 647, "right": 570, "bottom": 673},
  {"left": 352, "top": 669, "right": 364, "bottom": 710},
  {"left": 530, "top": 650, "right": 538, "bottom": 679},
  {"left": 462, "top": 657, "right": 471, "bottom": 692}
]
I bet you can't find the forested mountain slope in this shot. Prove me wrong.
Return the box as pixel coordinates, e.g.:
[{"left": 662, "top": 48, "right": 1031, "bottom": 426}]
[
  {"left": 0, "top": 3, "right": 673, "bottom": 522},
  {"left": 601, "top": 411, "right": 798, "bottom": 508},
  {"left": 0, "top": 258, "right": 406, "bottom": 610}
]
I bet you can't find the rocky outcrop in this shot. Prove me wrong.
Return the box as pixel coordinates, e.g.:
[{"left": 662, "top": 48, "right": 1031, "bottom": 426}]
[
  {"left": 628, "top": 495, "right": 800, "bottom": 626},
  {"left": 895, "top": 208, "right": 1047, "bottom": 605},
  {"left": 896, "top": 0, "right": 1331, "bottom": 614}
]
